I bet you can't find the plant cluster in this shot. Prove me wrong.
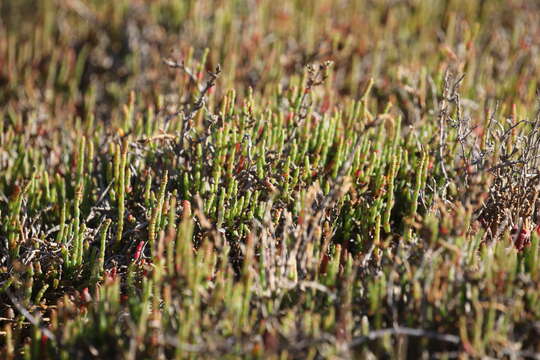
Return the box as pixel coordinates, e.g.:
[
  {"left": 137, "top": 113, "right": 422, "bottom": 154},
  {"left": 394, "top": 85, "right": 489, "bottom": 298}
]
[{"left": 2, "top": 0, "right": 540, "bottom": 359}]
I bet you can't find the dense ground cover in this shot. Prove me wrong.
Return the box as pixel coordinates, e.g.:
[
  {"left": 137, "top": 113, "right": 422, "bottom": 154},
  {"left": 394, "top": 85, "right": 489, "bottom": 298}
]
[{"left": 2, "top": 0, "right": 540, "bottom": 358}]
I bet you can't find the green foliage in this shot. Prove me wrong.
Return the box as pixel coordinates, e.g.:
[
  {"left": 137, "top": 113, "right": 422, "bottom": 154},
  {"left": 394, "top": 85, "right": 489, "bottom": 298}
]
[{"left": 1, "top": 0, "right": 540, "bottom": 359}]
